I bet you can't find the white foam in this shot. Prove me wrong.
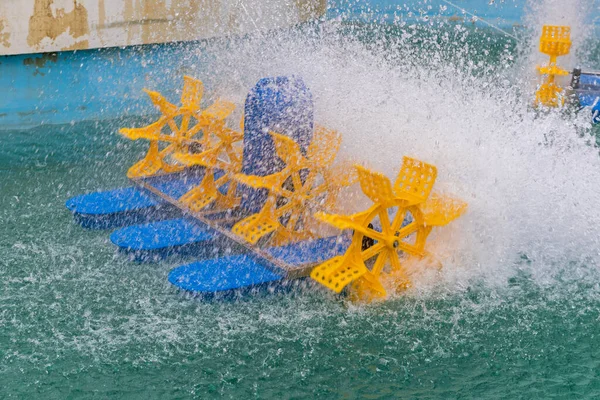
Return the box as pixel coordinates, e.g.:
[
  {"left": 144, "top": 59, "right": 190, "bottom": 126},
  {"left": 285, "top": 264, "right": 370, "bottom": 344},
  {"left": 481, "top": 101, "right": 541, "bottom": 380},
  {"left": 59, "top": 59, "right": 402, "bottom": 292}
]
[{"left": 197, "top": 16, "right": 600, "bottom": 293}]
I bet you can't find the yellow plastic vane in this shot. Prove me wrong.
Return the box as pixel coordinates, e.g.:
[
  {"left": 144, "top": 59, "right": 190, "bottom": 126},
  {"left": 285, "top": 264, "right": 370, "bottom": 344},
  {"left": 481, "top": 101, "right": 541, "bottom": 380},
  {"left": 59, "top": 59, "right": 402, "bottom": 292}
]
[
  {"left": 174, "top": 119, "right": 244, "bottom": 212},
  {"left": 120, "top": 76, "right": 236, "bottom": 178},
  {"left": 231, "top": 126, "right": 356, "bottom": 247},
  {"left": 535, "top": 25, "right": 571, "bottom": 107},
  {"left": 310, "top": 157, "right": 467, "bottom": 301}
]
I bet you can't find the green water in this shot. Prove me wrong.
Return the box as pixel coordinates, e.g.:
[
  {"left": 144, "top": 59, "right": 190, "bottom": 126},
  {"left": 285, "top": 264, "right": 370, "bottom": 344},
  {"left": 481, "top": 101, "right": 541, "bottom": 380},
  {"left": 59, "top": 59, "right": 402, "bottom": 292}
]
[{"left": 2, "top": 27, "right": 600, "bottom": 398}]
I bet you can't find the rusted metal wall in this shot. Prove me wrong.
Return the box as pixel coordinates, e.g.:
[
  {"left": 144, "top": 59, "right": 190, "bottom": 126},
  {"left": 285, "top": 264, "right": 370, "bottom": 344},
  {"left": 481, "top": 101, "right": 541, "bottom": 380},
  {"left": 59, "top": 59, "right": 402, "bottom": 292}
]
[{"left": 0, "top": 0, "right": 326, "bottom": 56}]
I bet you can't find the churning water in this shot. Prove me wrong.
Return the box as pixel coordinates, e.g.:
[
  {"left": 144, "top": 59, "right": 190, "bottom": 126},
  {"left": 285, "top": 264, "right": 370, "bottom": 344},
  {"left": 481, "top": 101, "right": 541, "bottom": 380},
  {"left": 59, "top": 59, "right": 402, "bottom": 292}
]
[{"left": 2, "top": 0, "right": 600, "bottom": 397}]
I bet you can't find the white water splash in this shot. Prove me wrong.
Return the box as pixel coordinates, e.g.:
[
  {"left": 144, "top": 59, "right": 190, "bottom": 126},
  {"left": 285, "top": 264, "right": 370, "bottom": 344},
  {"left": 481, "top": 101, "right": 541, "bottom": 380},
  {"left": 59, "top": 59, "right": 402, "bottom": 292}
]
[{"left": 194, "top": 12, "right": 600, "bottom": 293}]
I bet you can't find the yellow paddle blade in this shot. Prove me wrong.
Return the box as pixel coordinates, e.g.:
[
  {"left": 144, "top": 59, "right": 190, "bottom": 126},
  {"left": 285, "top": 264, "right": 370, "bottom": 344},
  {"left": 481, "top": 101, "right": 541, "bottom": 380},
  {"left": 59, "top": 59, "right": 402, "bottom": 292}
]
[
  {"left": 535, "top": 82, "right": 565, "bottom": 107},
  {"left": 306, "top": 125, "right": 342, "bottom": 168},
  {"left": 197, "top": 100, "right": 236, "bottom": 125},
  {"left": 179, "top": 165, "right": 241, "bottom": 213},
  {"left": 231, "top": 213, "right": 279, "bottom": 245},
  {"left": 393, "top": 156, "right": 437, "bottom": 204},
  {"left": 179, "top": 176, "right": 219, "bottom": 213},
  {"left": 181, "top": 76, "right": 204, "bottom": 111},
  {"left": 271, "top": 132, "right": 304, "bottom": 167},
  {"left": 144, "top": 89, "right": 178, "bottom": 117},
  {"left": 127, "top": 141, "right": 162, "bottom": 178},
  {"left": 233, "top": 171, "right": 287, "bottom": 191},
  {"left": 537, "top": 65, "right": 569, "bottom": 76},
  {"left": 310, "top": 254, "right": 368, "bottom": 293},
  {"left": 127, "top": 158, "right": 162, "bottom": 179},
  {"left": 173, "top": 147, "right": 220, "bottom": 168},
  {"left": 351, "top": 271, "right": 388, "bottom": 300},
  {"left": 355, "top": 164, "right": 397, "bottom": 206},
  {"left": 540, "top": 25, "right": 571, "bottom": 58},
  {"left": 421, "top": 194, "right": 468, "bottom": 226},
  {"left": 214, "top": 125, "right": 244, "bottom": 143},
  {"left": 119, "top": 118, "right": 165, "bottom": 141},
  {"left": 315, "top": 210, "right": 372, "bottom": 233}
]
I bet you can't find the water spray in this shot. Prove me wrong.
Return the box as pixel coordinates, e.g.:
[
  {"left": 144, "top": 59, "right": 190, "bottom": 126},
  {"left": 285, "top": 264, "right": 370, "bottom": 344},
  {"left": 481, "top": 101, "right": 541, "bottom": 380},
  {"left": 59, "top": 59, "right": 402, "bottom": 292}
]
[{"left": 441, "top": 0, "right": 521, "bottom": 42}]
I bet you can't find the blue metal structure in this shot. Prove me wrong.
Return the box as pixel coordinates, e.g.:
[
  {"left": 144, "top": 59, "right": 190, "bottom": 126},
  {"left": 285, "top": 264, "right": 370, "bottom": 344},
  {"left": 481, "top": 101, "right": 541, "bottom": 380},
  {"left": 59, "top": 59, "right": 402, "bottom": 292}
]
[
  {"left": 573, "top": 71, "right": 600, "bottom": 123},
  {"left": 0, "top": 43, "right": 209, "bottom": 129}
]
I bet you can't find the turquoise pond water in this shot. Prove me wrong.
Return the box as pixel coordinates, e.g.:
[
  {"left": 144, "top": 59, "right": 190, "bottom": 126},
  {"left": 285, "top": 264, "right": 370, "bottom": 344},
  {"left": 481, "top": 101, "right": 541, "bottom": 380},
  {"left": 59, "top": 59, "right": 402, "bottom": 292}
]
[{"left": 2, "top": 18, "right": 600, "bottom": 399}]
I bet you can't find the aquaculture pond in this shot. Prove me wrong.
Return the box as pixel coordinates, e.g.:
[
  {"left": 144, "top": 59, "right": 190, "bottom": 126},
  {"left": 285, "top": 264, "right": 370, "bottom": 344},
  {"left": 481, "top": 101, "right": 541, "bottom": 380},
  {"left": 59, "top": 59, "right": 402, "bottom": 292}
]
[{"left": 2, "top": 6, "right": 600, "bottom": 399}]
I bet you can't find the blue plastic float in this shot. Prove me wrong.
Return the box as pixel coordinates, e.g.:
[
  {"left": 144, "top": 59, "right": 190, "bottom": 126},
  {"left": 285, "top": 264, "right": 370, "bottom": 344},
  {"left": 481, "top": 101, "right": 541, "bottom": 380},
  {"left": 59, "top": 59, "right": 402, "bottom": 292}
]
[
  {"left": 168, "top": 236, "right": 349, "bottom": 296},
  {"left": 65, "top": 169, "right": 205, "bottom": 229}
]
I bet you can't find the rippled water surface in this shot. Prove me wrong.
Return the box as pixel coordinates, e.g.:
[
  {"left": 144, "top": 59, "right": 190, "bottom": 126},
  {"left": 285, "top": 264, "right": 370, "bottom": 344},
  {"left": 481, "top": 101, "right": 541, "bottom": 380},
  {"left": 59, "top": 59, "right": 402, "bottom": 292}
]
[{"left": 2, "top": 3, "right": 600, "bottom": 397}]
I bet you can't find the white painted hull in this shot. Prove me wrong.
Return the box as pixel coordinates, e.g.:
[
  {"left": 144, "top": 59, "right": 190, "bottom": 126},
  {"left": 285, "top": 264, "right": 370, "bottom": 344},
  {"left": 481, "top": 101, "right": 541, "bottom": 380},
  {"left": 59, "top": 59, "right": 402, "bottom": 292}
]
[{"left": 0, "top": 0, "right": 326, "bottom": 56}]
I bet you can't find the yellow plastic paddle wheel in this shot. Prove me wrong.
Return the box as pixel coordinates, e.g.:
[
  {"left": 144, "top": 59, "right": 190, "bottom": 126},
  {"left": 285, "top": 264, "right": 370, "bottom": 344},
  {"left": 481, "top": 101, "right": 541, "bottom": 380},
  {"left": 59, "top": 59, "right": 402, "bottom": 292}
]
[
  {"left": 310, "top": 157, "right": 467, "bottom": 301},
  {"left": 535, "top": 25, "right": 571, "bottom": 107},
  {"left": 120, "top": 76, "right": 236, "bottom": 178},
  {"left": 231, "top": 126, "right": 356, "bottom": 247},
  {"left": 173, "top": 120, "right": 244, "bottom": 212}
]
